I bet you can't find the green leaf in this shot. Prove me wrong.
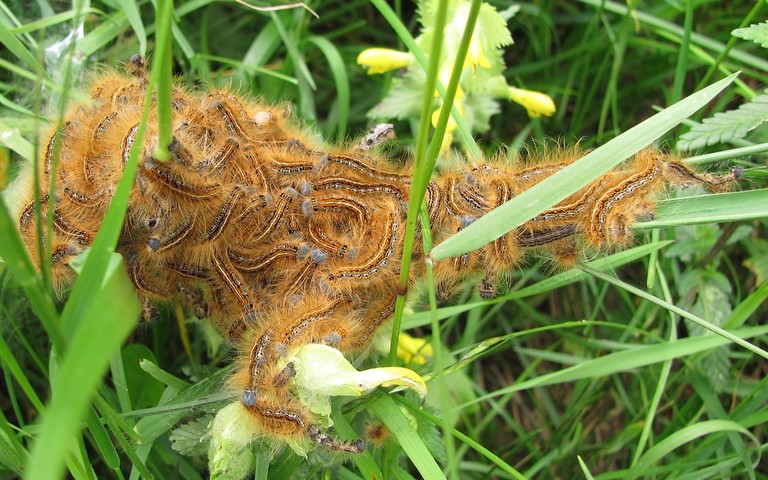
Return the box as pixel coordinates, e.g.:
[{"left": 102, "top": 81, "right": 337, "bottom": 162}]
[
  {"left": 0, "top": 120, "right": 34, "bottom": 160},
  {"left": 306, "top": 36, "right": 350, "bottom": 139},
  {"left": 677, "top": 91, "right": 768, "bottom": 150},
  {"left": 0, "top": 409, "right": 25, "bottom": 475},
  {"left": 122, "top": 344, "right": 166, "bottom": 409},
  {"left": 732, "top": 22, "right": 768, "bottom": 48}
]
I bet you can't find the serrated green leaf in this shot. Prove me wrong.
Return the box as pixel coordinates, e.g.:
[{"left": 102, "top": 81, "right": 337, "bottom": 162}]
[
  {"left": 678, "top": 92, "right": 768, "bottom": 150},
  {"left": 476, "top": 3, "right": 513, "bottom": 49},
  {"left": 732, "top": 22, "right": 768, "bottom": 48},
  {"left": 170, "top": 416, "right": 212, "bottom": 457},
  {"left": 684, "top": 272, "right": 733, "bottom": 389},
  {"left": 368, "top": 69, "right": 427, "bottom": 120}
]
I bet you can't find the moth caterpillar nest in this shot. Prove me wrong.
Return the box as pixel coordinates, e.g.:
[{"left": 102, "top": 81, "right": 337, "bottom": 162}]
[{"left": 7, "top": 56, "right": 738, "bottom": 451}]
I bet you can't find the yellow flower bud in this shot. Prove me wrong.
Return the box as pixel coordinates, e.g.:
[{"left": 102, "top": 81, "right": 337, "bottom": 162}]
[
  {"left": 507, "top": 87, "right": 556, "bottom": 118},
  {"left": 356, "top": 48, "right": 412, "bottom": 75}
]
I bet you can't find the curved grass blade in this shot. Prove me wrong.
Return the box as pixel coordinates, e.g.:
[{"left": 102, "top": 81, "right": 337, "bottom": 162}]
[{"left": 632, "top": 420, "right": 758, "bottom": 479}]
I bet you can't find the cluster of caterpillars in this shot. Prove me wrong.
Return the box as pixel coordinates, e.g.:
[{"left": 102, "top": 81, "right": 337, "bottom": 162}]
[{"left": 10, "top": 56, "right": 736, "bottom": 452}]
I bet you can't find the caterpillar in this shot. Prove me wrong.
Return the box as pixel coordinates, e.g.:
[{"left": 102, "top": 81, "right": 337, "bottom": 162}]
[{"left": 6, "top": 56, "right": 737, "bottom": 452}]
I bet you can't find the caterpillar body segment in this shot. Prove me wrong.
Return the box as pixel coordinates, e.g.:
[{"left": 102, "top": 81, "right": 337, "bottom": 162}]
[{"left": 12, "top": 61, "right": 739, "bottom": 452}]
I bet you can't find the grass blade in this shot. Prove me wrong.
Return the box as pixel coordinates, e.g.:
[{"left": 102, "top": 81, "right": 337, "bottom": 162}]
[
  {"left": 633, "top": 420, "right": 758, "bottom": 478},
  {"left": 636, "top": 189, "right": 768, "bottom": 228},
  {"left": 369, "top": 394, "right": 447, "bottom": 480},
  {"left": 465, "top": 325, "right": 768, "bottom": 407},
  {"left": 25, "top": 252, "right": 140, "bottom": 480}
]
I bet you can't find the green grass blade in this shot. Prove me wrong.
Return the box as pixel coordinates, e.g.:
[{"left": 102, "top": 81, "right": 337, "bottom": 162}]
[
  {"left": 84, "top": 409, "right": 120, "bottom": 471},
  {"left": 115, "top": 0, "right": 146, "bottom": 55},
  {"left": 25, "top": 252, "right": 140, "bottom": 480},
  {"left": 79, "top": 11, "right": 129, "bottom": 57},
  {"left": 0, "top": 332, "right": 45, "bottom": 413},
  {"left": 635, "top": 189, "right": 768, "bottom": 229},
  {"left": 8, "top": 8, "right": 97, "bottom": 35},
  {"left": 430, "top": 73, "right": 738, "bottom": 260},
  {"left": 583, "top": 266, "right": 768, "bottom": 360},
  {"left": 725, "top": 280, "right": 768, "bottom": 330},
  {"left": 306, "top": 35, "right": 350, "bottom": 139},
  {"left": 151, "top": 0, "right": 174, "bottom": 162},
  {"left": 0, "top": 120, "right": 34, "bottom": 159},
  {"left": 465, "top": 325, "right": 768, "bottom": 407},
  {"left": 270, "top": 11, "right": 315, "bottom": 91},
  {"left": 195, "top": 54, "right": 297, "bottom": 84},
  {"left": 0, "top": 198, "right": 65, "bottom": 348},
  {"left": 633, "top": 420, "right": 758, "bottom": 478},
  {"left": 369, "top": 394, "right": 447, "bottom": 480},
  {"left": 404, "top": 240, "right": 673, "bottom": 329},
  {"left": 0, "top": 17, "right": 39, "bottom": 70},
  {"left": 397, "top": 397, "right": 525, "bottom": 480}
]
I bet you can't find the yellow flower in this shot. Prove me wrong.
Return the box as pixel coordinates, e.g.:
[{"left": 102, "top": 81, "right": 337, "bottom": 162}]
[
  {"left": 432, "top": 99, "right": 463, "bottom": 157},
  {"left": 396, "top": 332, "right": 433, "bottom": 365},
  {"left": 507, "top": 87, "right": 556, "bottom": 118},
  {"left": 357, "top": 48, "right": 412, "bottom": 75},
  {"left": 431, "top": 98, "right": 464, "bottom": 131},
  {"left": 466, "top": 36, "right": 491, "bottom": 70}
]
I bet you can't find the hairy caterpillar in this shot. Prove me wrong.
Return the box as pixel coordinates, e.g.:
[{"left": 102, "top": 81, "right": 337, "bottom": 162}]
[{"left": 7, "top": 56, "right": 737, "bottom": 452}]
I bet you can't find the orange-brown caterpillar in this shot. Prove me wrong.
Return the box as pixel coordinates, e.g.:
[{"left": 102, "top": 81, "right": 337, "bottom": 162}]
[{"left": 7, "top": 56, "right": 737, "bottom": 452}]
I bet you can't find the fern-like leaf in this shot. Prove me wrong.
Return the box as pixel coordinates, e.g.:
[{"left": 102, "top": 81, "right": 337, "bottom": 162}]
[
  {"left": 677, "top": 92, "right": 768, "bottom": 150},
  {"left": 732, "top": 22, "right": 768, "bottom": 48}
]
